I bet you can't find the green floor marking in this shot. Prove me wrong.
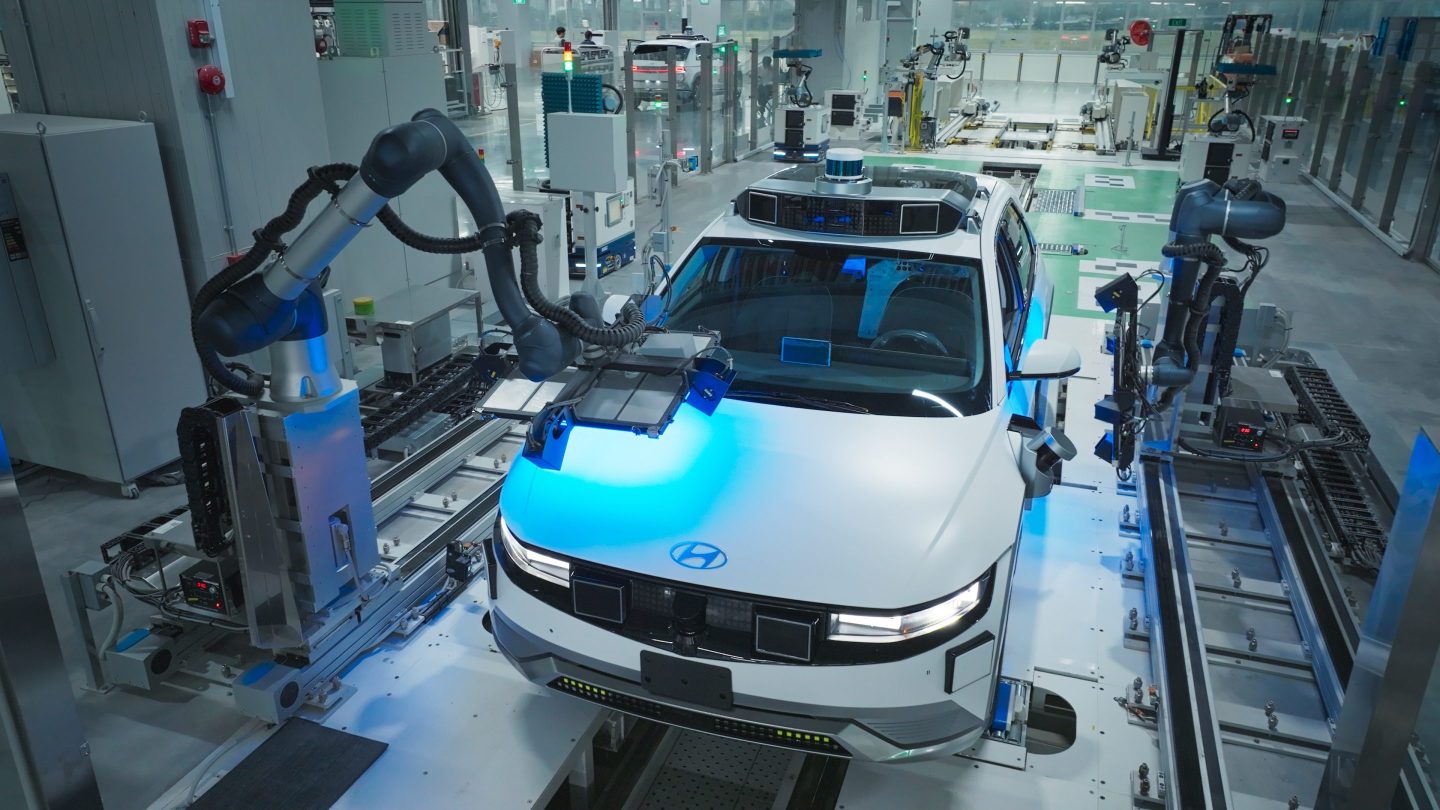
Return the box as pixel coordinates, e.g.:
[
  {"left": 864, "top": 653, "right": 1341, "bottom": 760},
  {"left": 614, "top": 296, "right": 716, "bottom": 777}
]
[
  {"left": 1031, "top": 165, "right": 1179, "bottom": 321},
  {"left": 859, "top": 152, "right": 1180, "bottom": 320}
]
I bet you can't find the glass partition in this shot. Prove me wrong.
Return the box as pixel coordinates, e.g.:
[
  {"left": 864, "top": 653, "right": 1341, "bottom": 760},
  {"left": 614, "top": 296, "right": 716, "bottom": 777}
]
[
  {"left": 1285, "top": 22, "right": 1439, "bottom": 253},
  {"left": 951, "top": 0, "right": 1327, "bottom": 53},
  {"left": 1336, "top": 62, "right": 1381, "bottom": 199}
]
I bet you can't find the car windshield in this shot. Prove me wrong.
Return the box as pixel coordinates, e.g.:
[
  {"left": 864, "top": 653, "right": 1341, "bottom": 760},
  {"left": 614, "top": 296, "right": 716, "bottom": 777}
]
[
  {"left": 635, "top": 44, "right": 689, "bottom": 61},
  {"left": 660, "top": 238, "right": 992, "bottom": 417}
]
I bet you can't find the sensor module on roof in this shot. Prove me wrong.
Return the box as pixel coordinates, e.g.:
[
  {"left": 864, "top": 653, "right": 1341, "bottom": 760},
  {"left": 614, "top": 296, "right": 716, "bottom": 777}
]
[{"left": 733, "top": 161, "right": 976, "bottom": 237}]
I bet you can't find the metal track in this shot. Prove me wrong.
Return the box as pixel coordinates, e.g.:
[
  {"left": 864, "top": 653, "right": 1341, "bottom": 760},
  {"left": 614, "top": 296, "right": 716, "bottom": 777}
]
[
  {"left": 1285, "top": 366, "right": 1370, "bottom": 445},
  {"left": 1284, "top": 364, "right": 1391, "bottom": 573},
  {"left": 1134, "top": 453, "right": 1347, "bottom": 808},
  {"left": 361, "top": 354, "right": 491, "bottom": 451}
]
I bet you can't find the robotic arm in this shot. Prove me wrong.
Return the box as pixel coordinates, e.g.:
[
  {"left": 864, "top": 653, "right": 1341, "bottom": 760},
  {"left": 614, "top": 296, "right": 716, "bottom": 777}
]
[
  {"left": 194, "top": 109, "right": 643, "bottom": 402},
  {"left": 1150, "top": 178, "right": 1286, "bottom": 388},
  {"left": 1098, "top": 29, "right": 1129, "bottom": 67},
  {"left": 1094, "top": 177, "right": 1285, "bottom": 472},
  {"left": 781, "top": 60, "right": 815, "bottom": 107}
]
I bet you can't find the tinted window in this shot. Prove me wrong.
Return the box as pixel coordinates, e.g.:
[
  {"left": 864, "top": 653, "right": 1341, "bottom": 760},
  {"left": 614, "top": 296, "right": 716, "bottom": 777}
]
[
  {"left": 635, "top": 44, "right": 690, "bottom": 60},
  {"left": 1000, "top": 203, "right": 1034, "bottom": 293},
  {"left": 661, "top": 238, "right": 993, "bottom": 417}
]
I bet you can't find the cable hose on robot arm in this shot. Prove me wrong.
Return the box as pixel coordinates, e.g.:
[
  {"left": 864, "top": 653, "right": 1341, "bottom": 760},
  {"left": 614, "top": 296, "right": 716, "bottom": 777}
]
[
  {"left": 1160, "top": 240, "right": 1227, "bottom": 266},
  {"left": 509, "top": 211, "right": 647, "bottom": 347},
  {"left": 189, "top": 163, "right": 361, "bottom": 396},
  {"left": 1153, "top": 240, "right": 1228, "bottom": 408},
  {"left": 194, "top": 102, "right": 639, "bottom": 393},
  {"left": 291, "top": 161, "right": 493, "bottom": 257},
  {"left": 1205, "top": 277, "right": 1245, "bottom": 402}
]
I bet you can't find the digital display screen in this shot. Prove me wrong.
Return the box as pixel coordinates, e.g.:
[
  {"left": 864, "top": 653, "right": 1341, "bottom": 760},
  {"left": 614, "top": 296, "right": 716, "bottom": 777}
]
[
  {"left": 1282, "top": 128, "right": 1301, "bottom": 139},
  {"left": 605, "top": 194, "right": 625, "bottom": 227}
]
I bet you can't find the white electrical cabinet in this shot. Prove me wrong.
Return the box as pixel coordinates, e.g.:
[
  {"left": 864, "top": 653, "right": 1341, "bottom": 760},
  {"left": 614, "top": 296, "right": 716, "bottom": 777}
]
[
  {"left": 570, "top": 180, "right": 637, "bottom": 278},
  {"left": 0, "top": 115, "right": 204, "bottom": 488},
  {"left": 548, "top": 113, "right": 628, "bottom": 194},
  {"left": 1255, "top": 115, "right": 1312, "bottom": 184},
  {"left": 773, "top": 106, "right": 831, "bottom": 161},
  {"left": 1108, "top": 79, "right": 1153, "bottom": 144},
  {"left": 1180, "top": 135, "right": 1255, "bottom": 185}
]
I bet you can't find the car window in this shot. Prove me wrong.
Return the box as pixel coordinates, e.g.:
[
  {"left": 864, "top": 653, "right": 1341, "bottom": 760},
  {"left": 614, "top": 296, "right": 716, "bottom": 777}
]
[
  {"left": 635, "top": 44, "right": 690, "bottom": 61},
  {"left": 662, "top": 238, "right": 994, "bottom": 417},
  {"left": 994, "top": 231, "right": 1023, "bottom": 349},
  {"left": 1000, "top": 203, "right": 1034, "bottom": 295}
]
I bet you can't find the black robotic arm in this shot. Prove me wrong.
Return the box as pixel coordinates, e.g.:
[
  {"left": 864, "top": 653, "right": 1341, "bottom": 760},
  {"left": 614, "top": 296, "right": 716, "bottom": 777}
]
[
  {"left": 194, "top": 109, "right": 643, "bottom": 399},
  {"left": 1150, "top": 177, "right": 1286, "bottom": 389}
]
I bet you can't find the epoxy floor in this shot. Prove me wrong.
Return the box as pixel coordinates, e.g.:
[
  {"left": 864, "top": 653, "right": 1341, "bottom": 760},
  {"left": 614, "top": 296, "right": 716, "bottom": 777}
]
[{"left": 12, "top": 80, "right": 1440, "bottom": 809}]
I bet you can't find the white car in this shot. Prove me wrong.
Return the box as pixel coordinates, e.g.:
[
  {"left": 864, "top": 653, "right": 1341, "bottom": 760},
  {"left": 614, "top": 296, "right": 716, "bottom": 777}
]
[
  {"left": 490, "top": 156, "right": 1076, "bottom": 761},
  {"left": 630, "top": 33, "right": 741, "bottom": 109}
]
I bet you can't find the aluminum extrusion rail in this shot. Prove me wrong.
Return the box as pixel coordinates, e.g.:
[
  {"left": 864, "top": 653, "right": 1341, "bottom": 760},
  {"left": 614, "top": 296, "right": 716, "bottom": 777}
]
[
  {"left": 1139, "top": 454, "right": 1233, "bottom": 810},
  {"left": 1134, "top": 450, "right": 1360, "bottom": 807}
]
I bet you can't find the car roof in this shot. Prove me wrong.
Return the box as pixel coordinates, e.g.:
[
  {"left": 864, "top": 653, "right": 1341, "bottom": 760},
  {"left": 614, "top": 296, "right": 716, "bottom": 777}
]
[
  {"left": 637, "top": 38, "right": 703, "bottom": 48},
  {"left": 700, "top": 209, "right": 987, "bottom": 260},
  {"left": 730, "top": 163, "right": 1020, "bottom": 242}
]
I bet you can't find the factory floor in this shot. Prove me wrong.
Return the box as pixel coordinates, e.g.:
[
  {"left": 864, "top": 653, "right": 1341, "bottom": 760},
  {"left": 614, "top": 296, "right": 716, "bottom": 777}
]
[{"left": 13, "top": 80, "right": 1440, "bottom": 809}]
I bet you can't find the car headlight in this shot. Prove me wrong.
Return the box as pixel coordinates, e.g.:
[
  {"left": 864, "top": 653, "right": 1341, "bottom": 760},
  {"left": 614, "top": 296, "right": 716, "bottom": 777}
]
[
  {"left": 497, "top": 516, "right": 571, "bottom": 588},
  {"left": 828, "top": 576, "right": 986, "bottom": 643}
]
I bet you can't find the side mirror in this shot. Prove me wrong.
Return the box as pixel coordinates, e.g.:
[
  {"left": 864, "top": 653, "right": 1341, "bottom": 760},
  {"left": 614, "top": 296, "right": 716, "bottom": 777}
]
[{"left": 1009, "top": 338, "right": 1081, "bottom": 381}]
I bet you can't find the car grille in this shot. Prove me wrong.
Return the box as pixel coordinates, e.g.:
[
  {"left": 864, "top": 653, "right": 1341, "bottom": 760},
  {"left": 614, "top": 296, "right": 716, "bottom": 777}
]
[
  {"left": 551, "top": 676, "right": 849, "bottom": 756},
  {"left": 626, "top": 578, "right": 755, "bottom": 633}
]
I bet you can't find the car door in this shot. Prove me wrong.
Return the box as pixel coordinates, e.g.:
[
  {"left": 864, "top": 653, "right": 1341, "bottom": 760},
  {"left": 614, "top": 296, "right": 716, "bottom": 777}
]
[
  {"left": 1001, "top": 201, "right": 1064, "bottom": 429},
  {"left": 995, "top": 201, "right": 1045, "bottom": 420}
]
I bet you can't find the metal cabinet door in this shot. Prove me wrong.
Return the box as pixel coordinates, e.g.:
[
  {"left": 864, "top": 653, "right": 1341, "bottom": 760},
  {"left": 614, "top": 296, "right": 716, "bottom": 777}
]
[
  {"left": 0, "top": 130, "right": 118, "bottom": 481},
  {"left": 41, "top": 123, "right": 204, "bottom": 481}
]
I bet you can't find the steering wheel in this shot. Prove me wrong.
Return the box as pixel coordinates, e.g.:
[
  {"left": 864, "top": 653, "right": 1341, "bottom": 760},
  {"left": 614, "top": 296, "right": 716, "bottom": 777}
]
[{"left": 870, "top": 329, "right": 950, "bottom": 356}]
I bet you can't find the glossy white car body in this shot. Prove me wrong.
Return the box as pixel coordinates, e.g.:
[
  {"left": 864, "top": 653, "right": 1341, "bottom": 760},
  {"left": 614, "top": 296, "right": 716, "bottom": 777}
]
[
  {"left": 630, "top": 34, "right": 740, "bottom": 108},
  {"left": 491, "top": 163, "right": 1061, "bottom": 761}
]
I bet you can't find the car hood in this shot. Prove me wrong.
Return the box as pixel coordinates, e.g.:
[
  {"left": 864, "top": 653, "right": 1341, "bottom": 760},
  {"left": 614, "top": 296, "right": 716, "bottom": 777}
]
[{"left": 499, "top": 398, "right": 1024, "bottom": 609}]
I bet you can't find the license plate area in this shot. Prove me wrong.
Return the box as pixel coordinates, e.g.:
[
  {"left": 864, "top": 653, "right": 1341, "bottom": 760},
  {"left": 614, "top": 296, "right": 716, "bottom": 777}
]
[{"left": 640, "top": 650, "right": 733, "bottom": 710}]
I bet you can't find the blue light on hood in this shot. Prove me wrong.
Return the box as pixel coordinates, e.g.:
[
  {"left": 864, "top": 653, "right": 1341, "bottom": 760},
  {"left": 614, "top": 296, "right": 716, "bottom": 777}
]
[{"left": 502, "top": 400, "right": 747, "bottom": 551}]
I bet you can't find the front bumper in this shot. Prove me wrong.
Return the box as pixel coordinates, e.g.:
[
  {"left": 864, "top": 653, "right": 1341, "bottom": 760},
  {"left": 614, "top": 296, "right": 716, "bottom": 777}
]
[
  {"left": 633, "top": 78, "right": 693, "bottom": 103},
  {"left": 772, "top": 143, "right": 829, "bottom": 162},
  {"left": 491, "top": 552, "right": 1011, "bottom": 761}
]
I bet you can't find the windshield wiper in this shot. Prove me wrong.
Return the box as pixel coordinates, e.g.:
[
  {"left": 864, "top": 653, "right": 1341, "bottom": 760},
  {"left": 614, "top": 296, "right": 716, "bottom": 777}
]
[{"left": 725, "top": 390, "right": 870, "bottom": 414}]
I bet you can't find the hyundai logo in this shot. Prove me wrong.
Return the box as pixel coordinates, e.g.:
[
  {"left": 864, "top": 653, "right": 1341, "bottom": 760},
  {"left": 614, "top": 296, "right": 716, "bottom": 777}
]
[{"left": 669, "top": 541, "right": 728, "bottom": 570}]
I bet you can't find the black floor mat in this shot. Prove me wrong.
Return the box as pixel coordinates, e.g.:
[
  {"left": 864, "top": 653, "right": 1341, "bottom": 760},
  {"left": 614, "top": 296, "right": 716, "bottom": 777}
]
[{"left": 191, "top": 719, "right": 387, "bottom": 810}]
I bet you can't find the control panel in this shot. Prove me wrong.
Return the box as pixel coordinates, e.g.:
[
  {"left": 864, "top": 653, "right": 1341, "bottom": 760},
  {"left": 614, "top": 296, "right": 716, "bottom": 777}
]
[
  {"left": 1256, "top": 115, "right": 1312, "bottom": 184},
  {"left": 180, "top": 560, "right": 244, "bottom": 617}
]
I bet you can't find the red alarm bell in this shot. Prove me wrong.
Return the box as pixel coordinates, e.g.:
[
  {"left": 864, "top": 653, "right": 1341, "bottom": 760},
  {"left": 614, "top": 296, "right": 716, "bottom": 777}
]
[
  {"left": 1129, "top": 19, "right": 1154, "bottom": 48},
  {"left": 197, "top": 65, "right": 226, "bottom": 95}
]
